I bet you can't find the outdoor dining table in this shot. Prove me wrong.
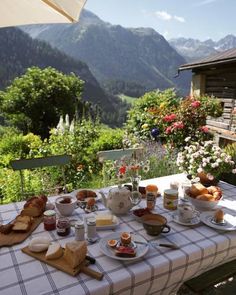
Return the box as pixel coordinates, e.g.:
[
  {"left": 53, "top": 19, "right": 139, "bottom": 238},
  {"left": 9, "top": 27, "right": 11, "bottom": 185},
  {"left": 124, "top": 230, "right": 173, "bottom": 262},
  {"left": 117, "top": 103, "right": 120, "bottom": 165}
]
[{"left": 1, "top": 173, "right": 236, "bottom": 295}]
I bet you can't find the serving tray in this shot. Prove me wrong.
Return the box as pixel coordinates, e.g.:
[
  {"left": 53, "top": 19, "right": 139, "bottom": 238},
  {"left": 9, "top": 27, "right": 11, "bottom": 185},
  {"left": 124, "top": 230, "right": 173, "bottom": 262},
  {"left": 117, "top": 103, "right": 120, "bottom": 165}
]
[
  {"left": 0, "top": 216, "right": 42, "bottom": 247},
  {"left": 21, "top": 246, "right": 103, "bottom": 279}
]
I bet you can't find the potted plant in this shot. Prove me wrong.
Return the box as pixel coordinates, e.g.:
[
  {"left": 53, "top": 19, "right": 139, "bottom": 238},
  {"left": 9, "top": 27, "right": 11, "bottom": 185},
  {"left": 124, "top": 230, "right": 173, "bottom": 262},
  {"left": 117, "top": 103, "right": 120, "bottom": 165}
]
[{"left": 177, "top": 140, "right": 236, "bottom": 186}]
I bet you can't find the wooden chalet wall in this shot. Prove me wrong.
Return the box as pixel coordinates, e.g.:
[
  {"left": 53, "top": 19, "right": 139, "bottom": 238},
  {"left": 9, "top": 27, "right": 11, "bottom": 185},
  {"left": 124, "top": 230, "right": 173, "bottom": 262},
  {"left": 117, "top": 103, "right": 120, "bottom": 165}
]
[{"left": 192, "top": 62, "right": 236, "bottom": 143}]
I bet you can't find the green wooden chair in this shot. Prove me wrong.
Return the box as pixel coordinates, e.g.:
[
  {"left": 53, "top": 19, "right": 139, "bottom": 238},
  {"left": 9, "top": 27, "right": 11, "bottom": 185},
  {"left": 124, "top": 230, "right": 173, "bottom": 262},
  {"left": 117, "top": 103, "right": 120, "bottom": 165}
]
[{"left": 10, "top": 154, "right": 71, "bottom": 201}]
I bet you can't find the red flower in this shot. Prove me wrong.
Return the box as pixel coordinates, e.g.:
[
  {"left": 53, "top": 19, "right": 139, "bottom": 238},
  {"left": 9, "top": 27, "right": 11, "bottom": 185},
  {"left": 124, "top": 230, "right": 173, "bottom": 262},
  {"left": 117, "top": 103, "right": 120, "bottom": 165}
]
[
  {"left": 165, "top": 126, "right": 172, "bottom": 134},
  {"left": 191, "top": 100, "right": 201, "bottom": 108},
  {"left": 173, "top": 121, "right": 184, "bottom": 129},
  {"left": 119, "top": 166, "right": 126, "bottom": 174},
  {"left": 163, "top": 113, "right": 177, "bottom": 122},
  {"left": 200, "top": 126, "right": 209, "bottom": 133}
]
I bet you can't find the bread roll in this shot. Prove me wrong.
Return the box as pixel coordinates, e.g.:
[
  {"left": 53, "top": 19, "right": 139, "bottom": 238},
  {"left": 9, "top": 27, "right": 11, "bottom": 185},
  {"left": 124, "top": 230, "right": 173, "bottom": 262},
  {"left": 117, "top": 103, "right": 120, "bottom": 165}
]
[
  {"left": 189, "top": 183, "right": 208, "bottom": 197},
  {"left": 196, "top": 194, "right": 216, "bottom": 201}
]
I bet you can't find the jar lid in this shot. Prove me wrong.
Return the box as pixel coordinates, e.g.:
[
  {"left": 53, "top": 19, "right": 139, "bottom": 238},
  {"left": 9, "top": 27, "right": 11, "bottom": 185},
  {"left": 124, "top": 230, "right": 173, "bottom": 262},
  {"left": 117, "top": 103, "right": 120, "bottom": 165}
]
[
  {"left": 146, "top": 184, "right": 158, "bottom": 192},
  {"left": 44, "top": 210, "right": 56, "bottom": 217},
  {"left": 75, "top": 221, "right": 84, "bottom": 228},
  {"left": 164, "top": 189, "right": 178, "bottom": 196}
]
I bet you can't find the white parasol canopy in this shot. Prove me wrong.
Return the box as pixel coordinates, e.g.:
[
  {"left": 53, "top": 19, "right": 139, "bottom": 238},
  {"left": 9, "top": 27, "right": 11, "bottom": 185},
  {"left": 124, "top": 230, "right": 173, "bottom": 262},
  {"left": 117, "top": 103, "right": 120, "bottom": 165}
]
[{"left": 0, "top": 0, "right": 87, "bottom": 28}]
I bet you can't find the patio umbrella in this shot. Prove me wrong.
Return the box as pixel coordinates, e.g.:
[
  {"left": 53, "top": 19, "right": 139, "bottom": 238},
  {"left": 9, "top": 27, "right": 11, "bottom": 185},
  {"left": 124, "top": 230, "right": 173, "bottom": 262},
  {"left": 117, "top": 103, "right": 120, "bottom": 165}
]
[{"left": 0, "top": 0, "right": 87, "bottom": 28}]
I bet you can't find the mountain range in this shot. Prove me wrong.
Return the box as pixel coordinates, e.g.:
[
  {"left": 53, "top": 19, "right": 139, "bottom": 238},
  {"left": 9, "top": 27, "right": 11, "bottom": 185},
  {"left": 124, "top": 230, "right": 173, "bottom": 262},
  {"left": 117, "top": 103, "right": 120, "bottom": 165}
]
[
  {"left": 21, "top": 10, "right": 190, "bottom": 95},
  {"left": 170, "top": 34, "right": 236, "bottom": 62},
  {"left": 0, "top": 27, "right": 128, "bottom": 127}
]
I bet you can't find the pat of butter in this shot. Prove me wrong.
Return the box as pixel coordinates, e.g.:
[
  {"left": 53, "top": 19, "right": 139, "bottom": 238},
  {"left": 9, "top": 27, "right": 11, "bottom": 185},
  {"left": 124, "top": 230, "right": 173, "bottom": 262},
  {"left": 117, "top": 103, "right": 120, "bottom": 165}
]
[{"left": 96, "top": 214, "right": 113, "bottom": 226}]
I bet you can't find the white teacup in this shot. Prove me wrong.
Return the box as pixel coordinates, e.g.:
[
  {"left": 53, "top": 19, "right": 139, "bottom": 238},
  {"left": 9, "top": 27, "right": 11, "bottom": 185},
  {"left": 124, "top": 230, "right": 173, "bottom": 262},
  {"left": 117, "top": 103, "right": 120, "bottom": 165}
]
[
  {"left": 55, "top": 195, "right": 77, "bottom": 216},
  {"left": 178, "top": 203, "right": 199, "bottom": 223}
]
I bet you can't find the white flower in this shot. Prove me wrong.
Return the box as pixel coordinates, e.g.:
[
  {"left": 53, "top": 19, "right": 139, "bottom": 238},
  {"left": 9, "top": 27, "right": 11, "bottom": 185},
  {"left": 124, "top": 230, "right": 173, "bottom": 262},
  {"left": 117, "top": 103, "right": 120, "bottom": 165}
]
[
  {"left": 185, "top": 137, "right": 191, "bottom": 142},
  {"left": 232, "top": 169, "right": 236, "bottom": 174},
  {"left": 65, "top": 114, "right": 70, "bottom": 128},
  {"left": 202, "top": 162, "right": 207, "bottom": 167},
  {"left": 197, "top": 167, "right": 203, "bottom": 173},
  {"left": 69, "top": 119, "right": 75, "bottom": 133}
]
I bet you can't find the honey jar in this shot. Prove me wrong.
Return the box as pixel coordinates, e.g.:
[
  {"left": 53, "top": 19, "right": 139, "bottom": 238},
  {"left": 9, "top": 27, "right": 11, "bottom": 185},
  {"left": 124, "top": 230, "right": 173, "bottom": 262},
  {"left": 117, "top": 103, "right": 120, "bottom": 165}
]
[
  {"left": 163, "top": 189, "right": 178, "bottom": 210},
  {"left": 146, "top": 184, "right": 158, "bottom": 210}
]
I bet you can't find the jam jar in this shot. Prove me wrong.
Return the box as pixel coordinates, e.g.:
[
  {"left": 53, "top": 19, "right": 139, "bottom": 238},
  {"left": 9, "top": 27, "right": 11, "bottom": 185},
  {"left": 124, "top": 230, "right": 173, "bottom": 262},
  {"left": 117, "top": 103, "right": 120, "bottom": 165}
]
[
  {"left": 56, "top": 217, "right": 71, "bottom": 236},
  {"left": 43, "top": 210, "right": 56, "bottom": 231}
]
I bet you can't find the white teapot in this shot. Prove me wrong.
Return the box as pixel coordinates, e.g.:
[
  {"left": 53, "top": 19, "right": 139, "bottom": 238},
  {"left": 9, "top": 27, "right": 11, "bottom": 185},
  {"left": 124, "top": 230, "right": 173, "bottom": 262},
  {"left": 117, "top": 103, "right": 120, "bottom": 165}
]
[{"left": 100, "top": 186, "right": 139, "bottom": 215}]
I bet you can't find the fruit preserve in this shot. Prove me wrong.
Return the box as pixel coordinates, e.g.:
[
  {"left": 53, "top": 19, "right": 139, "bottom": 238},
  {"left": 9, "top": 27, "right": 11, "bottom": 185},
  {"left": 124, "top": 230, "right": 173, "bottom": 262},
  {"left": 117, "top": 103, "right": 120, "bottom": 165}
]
[
  {"left": 56, "top": 217, "right": 71, "bottom": 236},
  {"left": 43, "top": 210, "right": 56, "bottom": 231}
]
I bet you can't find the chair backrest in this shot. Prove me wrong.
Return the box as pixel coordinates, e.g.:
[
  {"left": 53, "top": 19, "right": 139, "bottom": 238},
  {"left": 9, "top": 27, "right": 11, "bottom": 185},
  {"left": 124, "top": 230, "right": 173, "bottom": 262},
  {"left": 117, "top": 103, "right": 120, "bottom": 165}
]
[
  {"left": 10, "top": 154, "right": 71, "bottom": 200},
  {"left": 97, "top": 148, "right": 143, "bottom": 163}
]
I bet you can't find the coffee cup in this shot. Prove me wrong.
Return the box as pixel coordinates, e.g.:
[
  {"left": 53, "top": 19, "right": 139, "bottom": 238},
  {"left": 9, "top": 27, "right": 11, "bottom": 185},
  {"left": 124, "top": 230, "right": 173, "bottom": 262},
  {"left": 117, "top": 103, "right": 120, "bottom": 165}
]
[
  {"left": 177, "top": 203, "right": 199, "bottom": 223},
  {"left": 141, "top": 214, "right": 171, "bottom": 236},
  {"left": 55, "top": 195, "right": 77, "bottom": 216}
]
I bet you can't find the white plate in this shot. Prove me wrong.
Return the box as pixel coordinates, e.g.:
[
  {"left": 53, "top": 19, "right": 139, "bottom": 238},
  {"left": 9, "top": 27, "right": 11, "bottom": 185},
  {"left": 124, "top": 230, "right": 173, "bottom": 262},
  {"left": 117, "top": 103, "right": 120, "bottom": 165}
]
[
  {"left": 200, "top": 211, "right": 236, "bottom": 231},
  {"left": 96, "top": 216, "right": 119, "bottom": 230},
  {"left": 70, "top": 189, "right": 102, "bottom": 201},
  {"left": 172, "top": 212, "right": 200, "bottom": 226},
  {"left": 99, "top": 232, "right": 149, "bottom": 261}
]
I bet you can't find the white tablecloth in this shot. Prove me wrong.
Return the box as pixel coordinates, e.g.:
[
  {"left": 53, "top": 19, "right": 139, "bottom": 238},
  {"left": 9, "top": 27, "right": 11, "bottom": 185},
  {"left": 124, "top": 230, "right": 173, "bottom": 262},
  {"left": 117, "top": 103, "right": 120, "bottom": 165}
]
[{"left": 1, "top": 174, "right": 236, "bottom": 295}]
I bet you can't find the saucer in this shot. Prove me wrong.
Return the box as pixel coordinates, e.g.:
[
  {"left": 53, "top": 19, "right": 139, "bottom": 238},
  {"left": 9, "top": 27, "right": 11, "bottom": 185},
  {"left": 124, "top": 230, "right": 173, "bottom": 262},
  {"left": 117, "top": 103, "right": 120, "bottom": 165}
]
[{"left": 172, "top": 212, "right": 200, "bottom": 226}]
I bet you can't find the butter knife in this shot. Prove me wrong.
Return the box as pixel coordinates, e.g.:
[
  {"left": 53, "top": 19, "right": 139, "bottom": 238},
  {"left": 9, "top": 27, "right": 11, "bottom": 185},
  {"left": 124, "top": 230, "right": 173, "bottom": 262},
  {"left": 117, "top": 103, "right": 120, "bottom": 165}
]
[{"left": 134, "top": 240, "right": 179, "bottom": 250}]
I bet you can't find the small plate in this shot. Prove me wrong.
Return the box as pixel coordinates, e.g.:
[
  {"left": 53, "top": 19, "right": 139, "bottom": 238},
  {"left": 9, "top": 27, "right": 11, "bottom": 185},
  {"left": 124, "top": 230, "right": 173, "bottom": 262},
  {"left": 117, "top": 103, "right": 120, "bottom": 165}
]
[
  {"left": 200, "top": 211, "right": 236, "bottom": 231},
  {"left": 99, "top": 232, "right": 149, "bottom": 261},
  {"left": 172, "top": 212, "right": 200, "bottom": 226},
  {"left": 96, "top": 216, "right": 120, "bottom": 230}
]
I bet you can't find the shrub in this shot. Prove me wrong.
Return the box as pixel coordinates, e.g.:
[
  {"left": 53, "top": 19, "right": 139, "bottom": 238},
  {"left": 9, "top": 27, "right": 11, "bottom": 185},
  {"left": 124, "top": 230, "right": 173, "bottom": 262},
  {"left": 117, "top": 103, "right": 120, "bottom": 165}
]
[{"left": 126, "top": 89, "right": 223, "bottom": 149}]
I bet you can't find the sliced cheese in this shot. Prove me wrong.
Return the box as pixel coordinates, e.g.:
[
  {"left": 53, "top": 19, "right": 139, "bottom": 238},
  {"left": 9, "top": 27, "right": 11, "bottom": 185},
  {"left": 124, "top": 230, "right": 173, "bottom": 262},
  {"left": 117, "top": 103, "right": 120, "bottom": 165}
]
[
  {"left": 64, "top": 241, "right": 87, "bottom": 268},
  {"left": 46, "top": 243, "right": 63, "bottom": 260},
  {"left": 96, "top": 214, "right": 113, "bottom": 226}
]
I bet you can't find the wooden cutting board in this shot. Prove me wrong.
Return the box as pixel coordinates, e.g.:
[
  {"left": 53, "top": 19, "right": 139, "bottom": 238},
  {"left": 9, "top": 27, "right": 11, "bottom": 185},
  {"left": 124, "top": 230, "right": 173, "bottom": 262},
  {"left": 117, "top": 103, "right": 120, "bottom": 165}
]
[
  {"left": 21, "top": 246, "right": 104, "bottom": 280},
  {"left": 0, "top": 216, "right": 42, "bottom": 247}
]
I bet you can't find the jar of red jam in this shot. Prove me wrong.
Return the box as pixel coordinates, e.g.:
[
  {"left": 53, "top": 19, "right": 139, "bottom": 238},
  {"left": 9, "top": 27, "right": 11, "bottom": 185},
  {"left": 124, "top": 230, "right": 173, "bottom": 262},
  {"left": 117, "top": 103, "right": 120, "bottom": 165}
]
[
  {"left": 43, "top": 210, "right": 56, "bottom": 231},
  {"left": 56, "top": 217, "right": 71, "bottom": 236}
]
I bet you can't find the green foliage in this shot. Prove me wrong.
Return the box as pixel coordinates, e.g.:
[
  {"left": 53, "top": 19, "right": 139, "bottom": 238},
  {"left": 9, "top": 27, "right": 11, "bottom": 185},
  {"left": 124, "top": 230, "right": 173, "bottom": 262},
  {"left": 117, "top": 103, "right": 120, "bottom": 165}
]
[
  {"left": 224, "top": 143, "right": 236, "bottom": 162},
  {"left": 0, "top": 67, "right": 84, "bottom": 138},
  {"left": 126, "top": 89, "right": 223, "bottom": 149}
]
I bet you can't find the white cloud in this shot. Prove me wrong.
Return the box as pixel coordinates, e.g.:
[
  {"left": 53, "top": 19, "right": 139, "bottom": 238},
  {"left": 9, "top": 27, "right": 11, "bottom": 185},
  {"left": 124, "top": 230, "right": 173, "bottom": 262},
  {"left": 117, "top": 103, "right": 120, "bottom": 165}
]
[
  {"left": 155, "top": 11, "right": 185, "bottom": 23},
  {"left": 174, "top": 16, "right": 185, "bottom": 23},
  {"left": 155, "top": 11, "right": 172, "bottom": 21}
]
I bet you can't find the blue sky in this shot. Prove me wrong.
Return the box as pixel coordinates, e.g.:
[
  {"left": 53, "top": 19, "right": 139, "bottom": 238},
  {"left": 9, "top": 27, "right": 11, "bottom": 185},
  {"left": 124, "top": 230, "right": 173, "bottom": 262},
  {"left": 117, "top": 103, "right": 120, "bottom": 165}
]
[{"left": 85, "top": 0, "right": 235, "bottom": 41}]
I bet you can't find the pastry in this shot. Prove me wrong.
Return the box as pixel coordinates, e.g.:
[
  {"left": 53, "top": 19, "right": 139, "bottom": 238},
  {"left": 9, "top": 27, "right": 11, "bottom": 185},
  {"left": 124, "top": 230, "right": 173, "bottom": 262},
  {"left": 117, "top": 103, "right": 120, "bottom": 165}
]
[
  {"left": 196, "top": 194, "right": 216, "bottom": 201},
  {"left": 189, "top": 183, "right": 208, "bottom": 197},
  {"left": 76, "top": 190, "right": 96, "bottom": 201},
  {"left": 64, "top": 241, "right": 87, "bottom": 268}
]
